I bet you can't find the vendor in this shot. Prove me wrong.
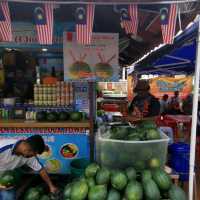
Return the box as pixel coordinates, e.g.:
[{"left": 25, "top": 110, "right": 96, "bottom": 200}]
[
  {"left": 0, "top": 135, "right": 57, "bottom": 198},
  {"left": 128, "top": 80, "right": 160, "bottom": 118}
]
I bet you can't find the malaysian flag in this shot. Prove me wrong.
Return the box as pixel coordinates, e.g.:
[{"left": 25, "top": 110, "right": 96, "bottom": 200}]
[
  {"left": 34, "top": 3, "right": 54, "bottom": 45},
  {"left": 120, "top": 5, "right": 138, "bottom": 35},
  {"left": 75, "top": 4, "right": 95, "bottom": 45},
  {"left": 0, "top": 1, "right": 12, "bottom": 42},
  {"left": 160, "top": 4, "right": 177, "bottom": 44}
]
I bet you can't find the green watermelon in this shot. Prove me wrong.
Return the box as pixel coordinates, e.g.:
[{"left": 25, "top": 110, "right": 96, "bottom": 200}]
[
  {"left": 152, "top": 169, "right": 172, "bottom": 191},
  {"left": 107, "top": 188, "right": 120, "bottom": 200},
  {"left": 70, "top": 112, "right": 83, "bottom": 121},
  {"left": 96, "top": 168, "right": 110, "bottom": 185},
  {"left": 141, "top": 170, "right": 152, "bottom": 183},
  {"left": 110, "top": 127, "right": 129, "bottom": 140},
  {"left": 40, "top": 195, "right": 50, "bottom": 200},
  {"left": 36, "top": 111, "right": 46, "bottom": 122},
  {"left": 139, "top": 120, "right": 157, "bottom": 129},
  {"left": 86, "top": 177, "right": 95, "bottom": 188},
  {"left": 46, "top": 112, "right": 58, "bottom": 122},
  {"left": 63, "top": 183, "right": 73, "bottom": 199},
  {"left": 125, "top": 181, "right": 143, "bottom": 200},
  {"left": 85, "top": 163, "right": 100, "bottom": 178},
  {"left": 169, "top": 185, "right": 187, "bottom": 200},
  {"left": 125, "top": 167, "right": 137, "bottom": 181},
  {"left": 70, "top": 180, "right": 88, "bottom": 200},
  {"left": 143, "top": 179, "right": 161, "bottom": 200},
  {"left": 111, "top": 171, "right": 127, "bottom": 191},
  {"left": 0, "top": 172, "right": 15, "bottom": 187},
  {"left": 148, "top": 157, "right": 161, "bottom": 169},
  {"left": 24, "top": 187, "right": 41, "bottom": 200},
  {"left": 58, "top": 111, "right": 70, "bottom": 121},
  {"left": 146, "top": 129, "right": 161, "bottom": 140},
  {"left": 88, "top": 185, "right": 107, "bottom": 200}
]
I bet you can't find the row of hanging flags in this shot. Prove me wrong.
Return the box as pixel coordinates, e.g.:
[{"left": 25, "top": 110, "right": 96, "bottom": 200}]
[{"left": 0, "top": 1, "right": 178, "bottom": 45}]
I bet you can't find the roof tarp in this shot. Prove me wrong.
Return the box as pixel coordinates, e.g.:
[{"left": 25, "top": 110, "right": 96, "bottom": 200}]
[{"left": 134, "top": 18, "right": 198, "bottom": 75}]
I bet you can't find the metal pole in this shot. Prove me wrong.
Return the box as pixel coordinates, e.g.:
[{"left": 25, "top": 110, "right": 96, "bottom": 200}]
[
  {"left": 189, "top": 17, "right": 200, "bottom": 200},
  {"left": 7, "top": 0, "right": 198, "bottom": 5}
]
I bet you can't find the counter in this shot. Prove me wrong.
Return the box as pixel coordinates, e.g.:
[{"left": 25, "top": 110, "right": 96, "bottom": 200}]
[{"left": 0, "top": 120, "right": 90, "bottom": 128}]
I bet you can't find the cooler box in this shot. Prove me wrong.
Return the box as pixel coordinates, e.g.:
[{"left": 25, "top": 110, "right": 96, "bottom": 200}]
[{"left": 96, "top": 126, "right": 169, "bottom": 169}]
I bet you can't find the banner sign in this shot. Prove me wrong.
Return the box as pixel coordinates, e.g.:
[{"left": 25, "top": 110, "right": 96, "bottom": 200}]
[
  {"left": 63, "top": 32, "right": 119, "bottom": 81},
  {"left": 0, "top": 129, "right": 90, "bottom": 174},
  {"left": 0, "top": 22, "right": 74, "bottom": 46},
  {"left": 149, "top": 76, "right": 193, "bottom": 98}
]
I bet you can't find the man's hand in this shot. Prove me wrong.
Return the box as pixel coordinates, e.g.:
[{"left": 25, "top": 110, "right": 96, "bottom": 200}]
[
  {"left": 49, "top": 184, "right": 58, "bottom": 194},
  {"left": 39, "top": 168, "right": 58, "bottom": 194}
]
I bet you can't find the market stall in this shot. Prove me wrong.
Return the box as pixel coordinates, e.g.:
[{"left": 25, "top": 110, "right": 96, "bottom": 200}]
[{"left": 0, "top": 0, "right": 198, "bottom": 199}]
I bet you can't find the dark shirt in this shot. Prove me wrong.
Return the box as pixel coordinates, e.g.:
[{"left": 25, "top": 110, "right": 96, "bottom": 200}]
[{"left": 128, "top": 93, "right": 160, "bottom": 117}]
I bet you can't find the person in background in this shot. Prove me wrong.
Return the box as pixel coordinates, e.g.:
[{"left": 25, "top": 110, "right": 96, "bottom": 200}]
[
  {"left": 159, "top": 94, "right": 169, "bottom": 114},
  {"left": 42, "top": 66, "right": 58, "bottom": 84},
  {"left": 128, "top": 80, "right": 160, "bottom": 118},
  {"left": 182, "top": 94, "right": 193, "bottom": 115},
  {"left": 0, "top": 135, "right": 57, "bottom": 200},
  {"left": 168, "top": 91, "right": 182, "bottom": 114}
]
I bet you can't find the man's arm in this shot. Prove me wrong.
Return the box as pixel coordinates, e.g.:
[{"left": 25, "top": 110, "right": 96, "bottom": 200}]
[
  {"left": 26, "top": 157, "right": 57, "bottom": 193},
  {"left": 39, "top": 168, "right": 58, "bottom": 193}
]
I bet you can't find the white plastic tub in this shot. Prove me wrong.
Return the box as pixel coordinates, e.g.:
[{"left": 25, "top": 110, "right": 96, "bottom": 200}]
[{"left": 96, "top": 126, "right": 169, "bottom": 169}]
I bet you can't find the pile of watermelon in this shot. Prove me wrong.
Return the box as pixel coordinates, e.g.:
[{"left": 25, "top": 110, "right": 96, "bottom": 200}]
[
  {"left": 24, "top": 186, "right": 51, "bottom": 200},
  {"left": 63, "top": 162, "right": 187, "bottom": 200},
  {"left": 109, "top": 120, "right": 161, "bottom": 141},
  {"left": 0, "top": 171, "right": 16, "bottom": 188},
  {"left": 36, "top": 111, "right": 84, "bottom": 122}
]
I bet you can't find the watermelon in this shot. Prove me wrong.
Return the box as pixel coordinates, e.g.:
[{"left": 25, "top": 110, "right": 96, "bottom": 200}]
[
  {"left": 107, "top": 188, "right": 120, "bottom": 200},
  {"left": 70, "top": 180, "right": 88, "bottom": 200},
  {"left": 96, "top": 168, "right": 110, "bottom": 185},
  {"left": 88, "top": 185, "right": 107, "bottom": 200},
  {"left": 146, "top": 129, "right": 161, "bottom": 140},
  {"left": 70, "top": 112, "right": 83, "bottom": 121},
  {"left": 134, "top": 160, "right": 146, "bottom": 171},
  {"left": 46, "top": 112, "right": 58, "bottom": 122},
  {"left": 152, "top": 169, "right": 172, "bottom": 191},
  {"left": 0, "top": 172, "right": 15, "bottom": 187},
  {"left": 24, "top": 187, "right": 41, "bottom": 200},
  {"left": 85, "top": 163, "right": 100, "bottom": 178},
  {"left": 141, "top": 170, "right": 152, "bottom": 183},
  {"left": 110, "top": 127, "right": 129, "bottom": 140},
  {"left": 125, "top": 167, "right": 137, "bottom": 181},
  {"left": 36, "top": 111, "right": 46, "bottom": 122},
  {"left": 143, "top": 179, "right": 161, "bottom": 200},
  {"left": 40, "top": 195, "right": 50, "bottom": 200},
  {"left": 125, "top": 181, "right": 143, "bottom": 200},
  {"left": 111, "top": 171, "right": 127, "bottom": 191},
  {"left": 58, "top": 111, "right": 70, "bottom": 121},
  {"left": 139, "top": 120, "right": 157, "bottom": 129},
  {"left": 63, "top": 183, "right": 73, "bottom": 199},
  {"left": 148, "top": 157, "right": 161, "bottom": 169},
  {"left": 86, "top": 177, "right": 95, "bottom": 188},
  {"left": 169, "top": 185, "right": 187, "bottom": 200}
]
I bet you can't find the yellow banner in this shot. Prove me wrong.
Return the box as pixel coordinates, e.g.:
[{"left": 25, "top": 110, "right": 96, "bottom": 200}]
[{"left": 149, "top": 76, "right": 193, "bottom": 98}]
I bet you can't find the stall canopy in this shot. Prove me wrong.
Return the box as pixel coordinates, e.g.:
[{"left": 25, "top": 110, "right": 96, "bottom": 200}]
[{"left": 133, "top": 17, "right": 199, "bottom": 75}]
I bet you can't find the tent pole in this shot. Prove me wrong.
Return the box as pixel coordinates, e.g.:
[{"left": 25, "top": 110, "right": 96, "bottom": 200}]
[{"left": 189, "top": 17, "right": 200, "bottom": 200}]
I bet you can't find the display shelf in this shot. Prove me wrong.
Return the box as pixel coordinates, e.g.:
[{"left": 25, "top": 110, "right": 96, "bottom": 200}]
[{"left": 0, "top": 120, "right": 90, "bottom": 128}]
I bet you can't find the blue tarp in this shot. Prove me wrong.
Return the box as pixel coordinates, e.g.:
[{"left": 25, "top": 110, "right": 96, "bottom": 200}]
[{"left": 134, "top": 20, "right": 199, "bottom": 75}]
